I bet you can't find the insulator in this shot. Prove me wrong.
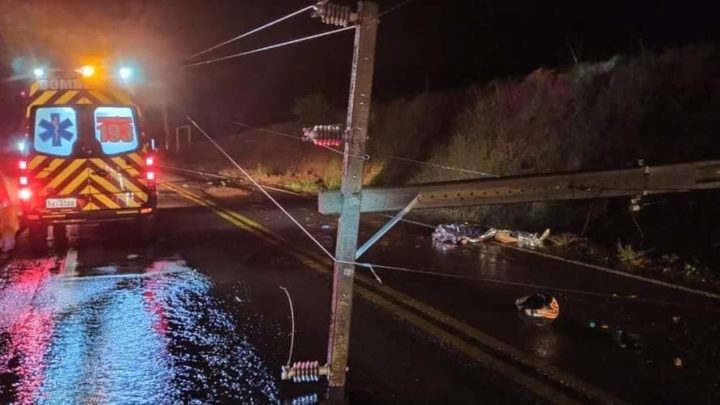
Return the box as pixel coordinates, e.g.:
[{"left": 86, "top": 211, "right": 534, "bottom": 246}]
[
  {"left": 281, "top": 360, "right": 329, "bottom": 383},
  {"left": 312, "top": 1, "right": 357, "bottom": 27},
  {"left": 302, "top": 125, "right": 344, "bottom": 147},
  {"left": 290, "top": 393, "right": 319, "bottom": 405}
]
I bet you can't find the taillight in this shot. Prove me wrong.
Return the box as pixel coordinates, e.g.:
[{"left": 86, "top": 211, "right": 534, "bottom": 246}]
[
  {"left": 19, "top": 188, "right": 32, "bottom": 201},
  {"left": 145, "top": 155, "right": 156, "bottom": 185},
  {"left": 18, "top": 161, "right": 29, "bottom": 196}
]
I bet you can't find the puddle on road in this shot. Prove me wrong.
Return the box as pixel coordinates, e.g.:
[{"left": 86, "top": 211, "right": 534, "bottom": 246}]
[{"left": 0, "top": 257, "right": 280, "bottom": 404}]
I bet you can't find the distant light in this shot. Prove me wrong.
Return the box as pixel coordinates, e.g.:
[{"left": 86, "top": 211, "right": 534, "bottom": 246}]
[
  {"left": 119, "top": 66, "right": 133, "bottom": 80},
  {"left": 17, "top": 140, "right": 26, "bottom": 152},
  {"left": 19, "top": 176, "right": 28, "bottom": 186},
  {"left": 33, "top": 67, "right": 45, "bottom": 78},
  {"left": 80, "top": 65, "right": 95, "bottom": 78}
]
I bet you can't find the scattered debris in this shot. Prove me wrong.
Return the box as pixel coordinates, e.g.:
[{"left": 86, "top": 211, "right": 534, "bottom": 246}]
[
  {"left": 432, "top": 224, "right": 494, "bottom": 245},
  {"left": 234, "top": 296, "right": 244, "bottom": 303},
  {"left": 127, "top": 254, "right": 140, "bottom": 260},
  {"left": 320, "top": 224, "right": 332, "bottom": 231},
  {"left": 205, "top": 186, "right": 249, "bottom": 199},
  {"left": 515, "top": 292, "right": 560, "bottom": 322},
  {"left": 672, "top": 315, "right": 681, "bottom": 323},
  {"left": 612, "top": 329, "right": 643, "bottom": 350},
  {"left": 432, "top": 224, "right": 550, "bottom": 247}
]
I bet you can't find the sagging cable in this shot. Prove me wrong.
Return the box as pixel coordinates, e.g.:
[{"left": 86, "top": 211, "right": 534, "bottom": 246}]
[
  {"left": 279, "top": 286, "right": 296, "bottom": 366},
  {"left": 185, "top": 26, "right": 355, "bottom": 67},
  {"left": 186, "top": 116, "right": 336, "bottom": 262},
  {"left": 187, "top": 5, "right": 314, "bottom": 60}
]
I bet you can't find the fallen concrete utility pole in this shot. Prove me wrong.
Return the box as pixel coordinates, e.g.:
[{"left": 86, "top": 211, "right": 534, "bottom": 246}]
[{"left": 319, "top": 160, "right": 720, "bottom": 214}]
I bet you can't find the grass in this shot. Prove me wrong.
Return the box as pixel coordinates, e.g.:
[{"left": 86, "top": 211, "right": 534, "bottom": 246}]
[
  {"left": 616, "top": 241, "right": 641, "bottom": 262},
  {"left": 171, "top": 44, "right": 720, "bottom": 277}
]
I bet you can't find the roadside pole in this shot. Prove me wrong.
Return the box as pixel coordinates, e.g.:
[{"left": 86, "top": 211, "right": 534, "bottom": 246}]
[{"left": 327, "top": 1, "right": 379, "bottom": 389}]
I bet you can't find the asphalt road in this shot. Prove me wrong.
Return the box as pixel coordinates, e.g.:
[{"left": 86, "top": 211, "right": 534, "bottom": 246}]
[{"left": 1, "top": 172, "right": 719, "bottom": 404}]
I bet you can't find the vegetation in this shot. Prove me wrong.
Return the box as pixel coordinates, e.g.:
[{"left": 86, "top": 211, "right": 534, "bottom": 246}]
[
  {"left": 616, "top": 241, "right": 642, "bottom": 263},
  {"left": 172, "top": 43, "right": 720, "bottom": 272}
]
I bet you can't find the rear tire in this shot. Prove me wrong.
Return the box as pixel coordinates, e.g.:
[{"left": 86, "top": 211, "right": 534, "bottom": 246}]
[
  {"left": 28, "top": 223, "right": 48, "bottom": 250},
  {"left": 52, "top": 224, "right": 68, "bottom": 247},
  {"left": 136, "top": 216, "right": 157, "bottom": 243}
]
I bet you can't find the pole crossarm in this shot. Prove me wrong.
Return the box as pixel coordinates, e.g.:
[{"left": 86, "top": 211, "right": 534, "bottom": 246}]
[{"left": 319, "top": 160, "right": 720, "bottom": 214}]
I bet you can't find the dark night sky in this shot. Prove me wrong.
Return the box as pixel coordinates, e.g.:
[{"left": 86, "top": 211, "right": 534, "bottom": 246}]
[
  {"left": 171, "top": 0, "right": 720, "bottom": 126},
  {"left": 3, "top": 0, "right": 719, "bottom": 127}
]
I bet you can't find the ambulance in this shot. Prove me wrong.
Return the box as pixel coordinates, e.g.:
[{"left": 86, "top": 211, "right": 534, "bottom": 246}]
[{"left": 17, "top": 64, "right": 157, "bottom": 239}]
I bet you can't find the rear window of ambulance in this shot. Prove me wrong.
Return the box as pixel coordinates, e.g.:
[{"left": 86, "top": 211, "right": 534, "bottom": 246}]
[
  {"left": 94, "top": 107, "right": 139, "bottom": 155},
  {"left": 33, "top": 106, "right": 79, "bottom": 157}
]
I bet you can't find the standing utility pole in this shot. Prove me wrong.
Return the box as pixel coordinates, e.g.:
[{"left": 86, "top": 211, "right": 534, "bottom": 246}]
[
  {"left": 326, "top": 1, "right": 379, "bottom": 388},
  {"left": 281, "top": 1, "right": 379, "bottom": 390}
]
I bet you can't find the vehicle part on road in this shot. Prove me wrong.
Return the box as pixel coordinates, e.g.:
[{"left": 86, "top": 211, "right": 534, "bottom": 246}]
[
  {"left": 431, "top": 223, "right": 496, "bottom": 244},
  {"left": 515, "top": 292, "right": 560, "bottom": 321},
  {"left": 281, "top": 361, "right": 329, "bottom": 383},
  {"left": 432, "top": 224, "right": 550, "bottom": 247},
  {"left": 612, "top": 329, "right": 643, "bottom": 351},
  {"left": 163, "top": 182, "right": 629, "bottom": 403}
]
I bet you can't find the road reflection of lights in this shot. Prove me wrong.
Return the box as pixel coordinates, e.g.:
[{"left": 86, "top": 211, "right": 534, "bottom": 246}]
[
  {"left": 530, "top": 330, "right": 559, "bottom": 359},
  {"left": 0, "top": 259, "right": 57, "bottom": 404},
  {"left": 521, "top": 321, "right": 559, "bottom": 360},
  {"left": 0, "top": 259, "right": 280, "bottom": 404}
]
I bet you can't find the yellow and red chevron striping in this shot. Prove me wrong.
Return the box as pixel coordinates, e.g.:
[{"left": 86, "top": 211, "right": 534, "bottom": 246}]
[{"left": 28, "top": 153, "right": 150, "bottom": 211}]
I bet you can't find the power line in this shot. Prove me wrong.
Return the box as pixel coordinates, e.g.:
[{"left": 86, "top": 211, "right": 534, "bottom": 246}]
[
  {"left": 379, "top": 0, "right": 419, "bottom": 17},
  {"left": 185, "top": 26, "right": 355, "bottom": 68},
  {"left": 186, "top": 0, "right": 414, "bottom": 63},
  {"left": 382, "top": 154, "right": 496, "bottom": 177},
  {"left": 187, "top": 115, "right": 336, "bottom": 261},
  {"left": 234, "top": 122, "right": 303, "bottom": 140},
  {"left": 233, "top": 121, "right": 369, "bottom": 160},
  {"left": 183, "top": 118, "right": 718, "bottom": 312},
  {"left": 344, "top": 260, "right": 720, "bottom": 312},
  {"left": 232, "top": 121, "right": 496, "bottom": 176},
  {"left": 186, "top": 5, "right": 314, "bottom": 61}
]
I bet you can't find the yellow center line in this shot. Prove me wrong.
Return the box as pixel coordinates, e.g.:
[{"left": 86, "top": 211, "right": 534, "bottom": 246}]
[{"left": 160, "top": 182, "right": 627, "bottom": 404}]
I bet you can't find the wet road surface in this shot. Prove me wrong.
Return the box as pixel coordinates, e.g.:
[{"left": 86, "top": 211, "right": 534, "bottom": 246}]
[{"left": 1, "top": 173, "right": 719, "bottom": 404}]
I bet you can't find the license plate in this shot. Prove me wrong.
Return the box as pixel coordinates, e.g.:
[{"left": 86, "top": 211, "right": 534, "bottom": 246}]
[{"left": 46, "top": 198, "right": 77, "bottom": 209}]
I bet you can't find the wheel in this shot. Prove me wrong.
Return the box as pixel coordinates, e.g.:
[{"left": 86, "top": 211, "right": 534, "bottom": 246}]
[
  {"left": 52, "top": 224, "right": 67, "bottom": 240},
  {"left": 28, "top": 223, "right": 48, "bottom": 250},
  {"left": 136, "top": 216, "right": 158, "bottom": 243}
]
